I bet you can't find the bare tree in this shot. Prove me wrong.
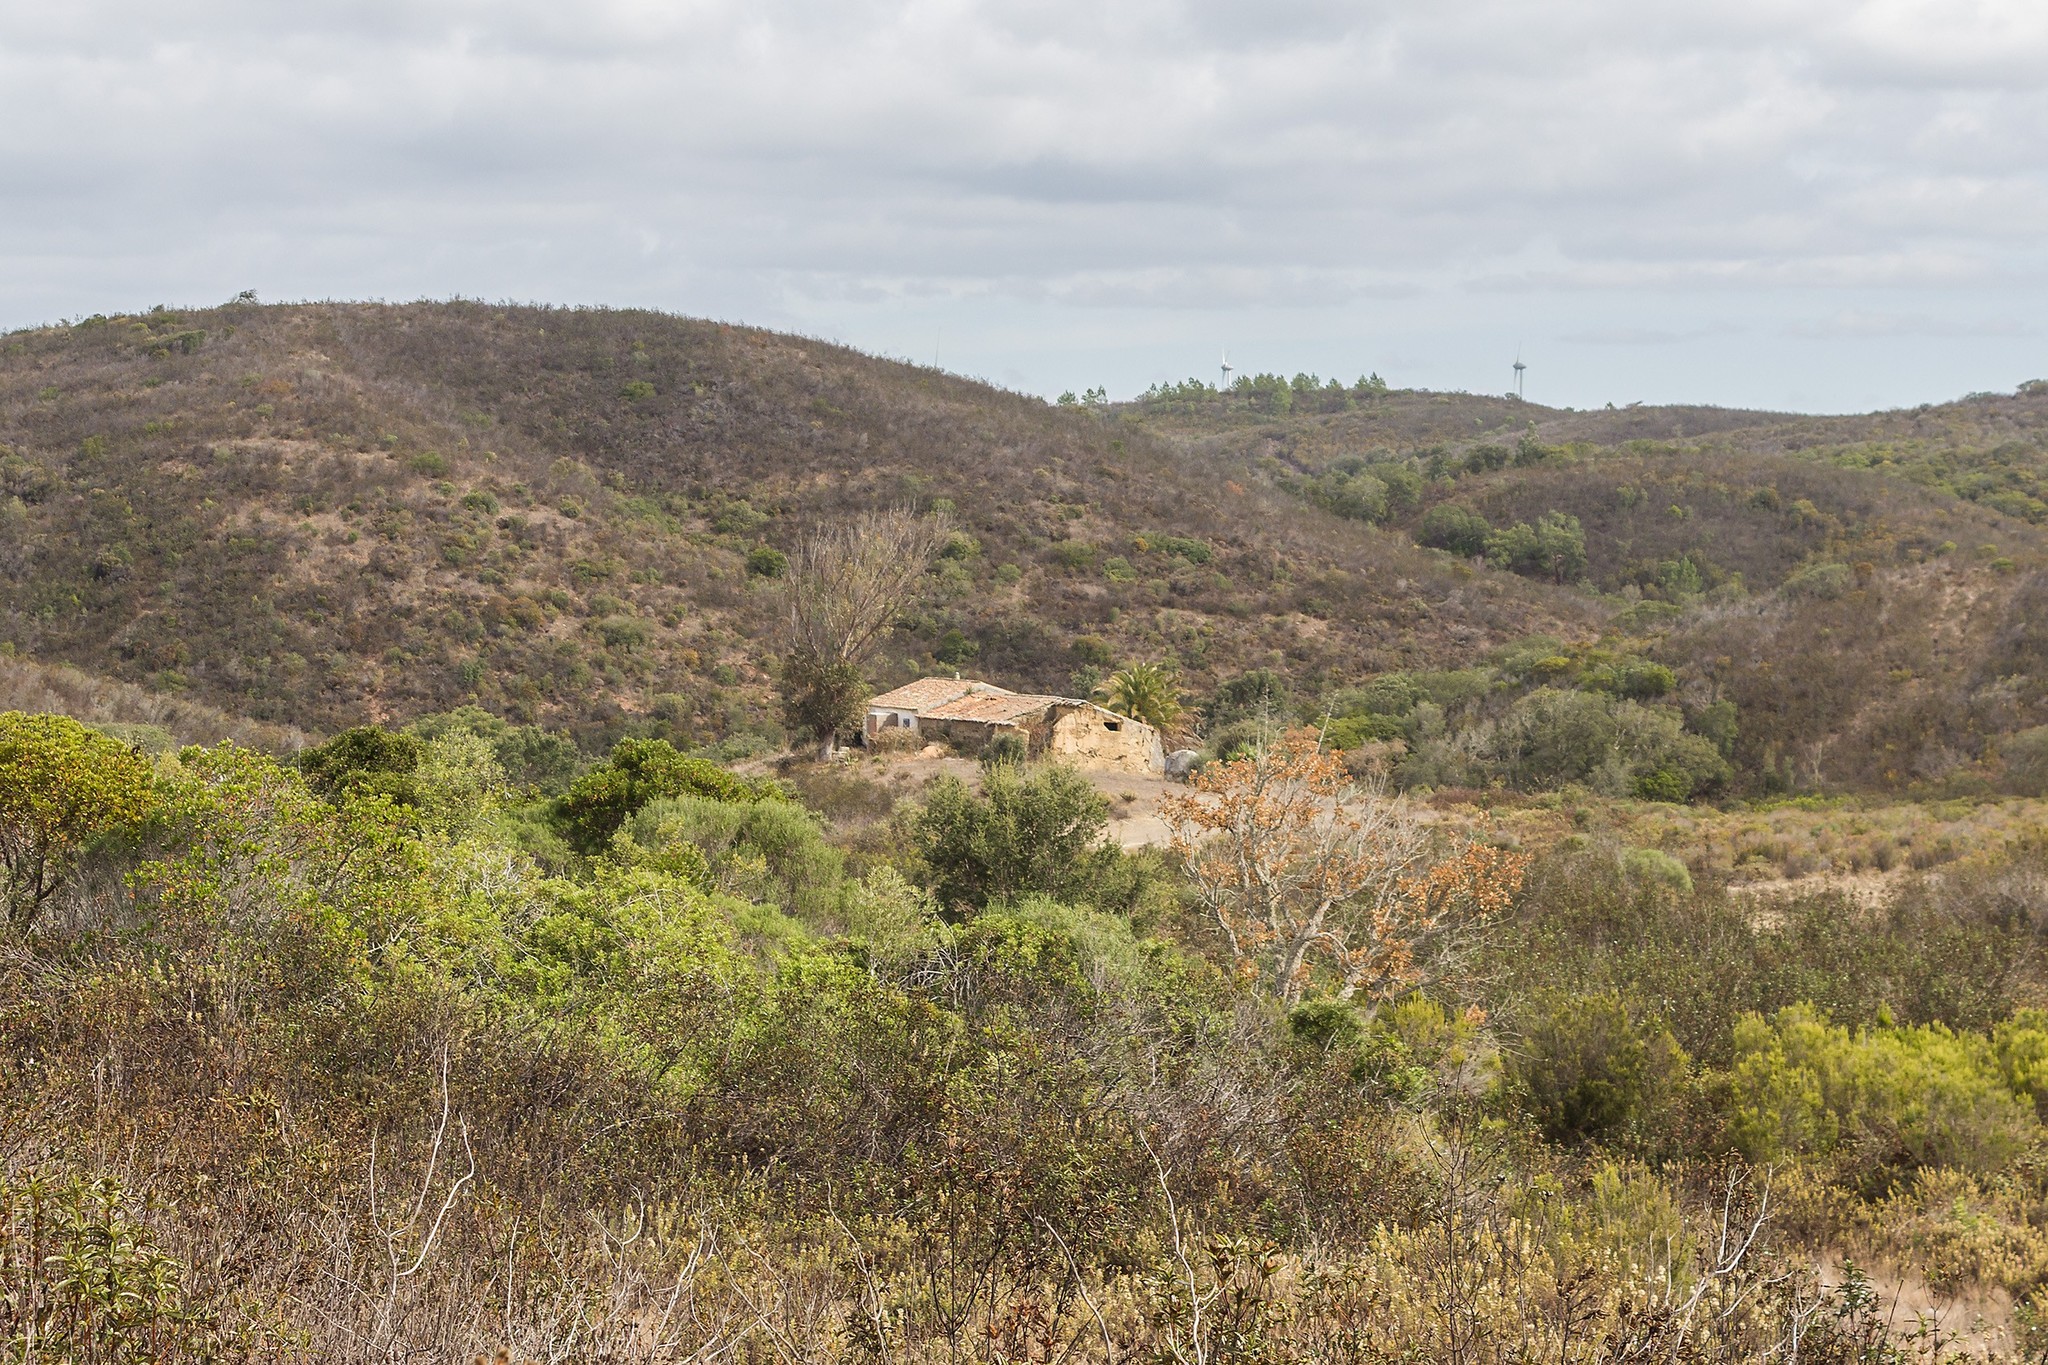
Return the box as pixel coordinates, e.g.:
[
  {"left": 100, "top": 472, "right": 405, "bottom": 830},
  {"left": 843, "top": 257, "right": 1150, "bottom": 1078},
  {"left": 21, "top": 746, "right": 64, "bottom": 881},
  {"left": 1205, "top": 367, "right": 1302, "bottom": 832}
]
[{"left": 779, "top": 507, "right": 949, "bottom": 759}]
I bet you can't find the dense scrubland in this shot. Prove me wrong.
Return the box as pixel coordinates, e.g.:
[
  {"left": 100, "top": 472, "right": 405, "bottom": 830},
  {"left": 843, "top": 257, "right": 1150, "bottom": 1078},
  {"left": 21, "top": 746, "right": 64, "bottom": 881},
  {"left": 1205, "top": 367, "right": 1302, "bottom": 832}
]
[
  {"left": 10, "top": 302, "right": 2048, "bottom": 1359},
  {"left": 10, "top": 703, "right": 2048, "bottom": 1361}
]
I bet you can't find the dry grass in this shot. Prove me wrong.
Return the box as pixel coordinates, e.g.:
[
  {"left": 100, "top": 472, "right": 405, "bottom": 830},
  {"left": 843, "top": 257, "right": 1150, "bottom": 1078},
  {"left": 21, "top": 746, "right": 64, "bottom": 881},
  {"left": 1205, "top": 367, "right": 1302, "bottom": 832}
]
[
  {"left": 1453, "top": 790, "right": 2048, "bottom": 899},
  {"left": 0, "top": 651, "right": 306, "bottom": 751}
]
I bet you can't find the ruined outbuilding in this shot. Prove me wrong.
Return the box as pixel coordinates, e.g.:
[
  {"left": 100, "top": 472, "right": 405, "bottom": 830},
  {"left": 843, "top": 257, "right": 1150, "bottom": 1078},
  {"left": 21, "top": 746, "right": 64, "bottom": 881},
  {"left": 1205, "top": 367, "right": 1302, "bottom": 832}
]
[{"left": 864, "top": 677, "right": 1164, "bottom": 776}]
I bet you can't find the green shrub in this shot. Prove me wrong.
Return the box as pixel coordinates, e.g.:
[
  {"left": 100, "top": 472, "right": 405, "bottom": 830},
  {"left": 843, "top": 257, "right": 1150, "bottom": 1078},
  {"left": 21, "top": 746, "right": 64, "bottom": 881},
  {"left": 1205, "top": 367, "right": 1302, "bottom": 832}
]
[
  {"left": 1049, "top": 539, "right": 1097, "bottom": 570},
  {"left": 935, "top": 628, "right": 978, "bottom": 665},
  {"left": 1725, "top": 1004, "right": 2040, "bottom": 1177},
  {"left": 1072, "top": 635, "right": 1116, "bottom": 668},
  {"left": 1513, "top": 992, "right": 1689, "bottom": 1149},
  {"left": 298, "top": 725, "right": 425, "bottom": 806},
  {"left": 1784, "top": 562, "right": 1852, "bottom": 600},
  {"left": 1614, "top": 600, "right": 1684, "bottom": 631},
  {"left": 409, "top": 706, "right": 584, "bottom": 793},
  {"left": 1312, "top": 468, "right": 1388, "bottom": 522},
  {"left": 1359, "top": 672, "right": 1435, "bottom": 715},
  {"left": 1485, "top": 512, "right": 1587, "bottom": 582},
  {"left": 746, "top": 545, "right": 789, "bottom": 578},
  {"left": 1995, "top": 1010, "right": 2048, "bottom": 1118},
  {"left": 1609, "top": 661, "right": 1676, "bottom": 701},
  {"left": 553, "top": 738, "right": 780, "bottom": 855},
  {"left": 1475, "top": 689, "right": 1729, "bottom": 799},
  {"left": 980, "top": 731, "right": 1028, "bottom": 771},
  {"left": 1205, "top": 718, "right": 1270, "bottom": 764},
  {"left": 593, "top": 615, "right": 648, "bottom": 648},
  {"left": 1325, "top": 713, "right": 1406, "bottom": 749},
  {"left": 1208, "top": 669, "right": 1292, "bottom": 725},
  {"left": 2002, "top": 726, "right": 2048, "bottom": 797},
  {"left": 0, "top": 1171, "right": 228, "bottom": 1361},
  {"left": 620, "top": 379, "right": 657, "bottom": 400},
  {"left": 0, "top": 452, "right": 57, "bottom": 503},
  {"left": 1149, "top": 534, "right": 1213, "bottom": 564},
  {"left": 1371, "top": 996, "right": 1498, "bottom": 1100},
  {"left": 1416, "top": 503, "right": 1492, "bottom": 558},
  {"left": 1689, "top": 699, "right": 1739, "bottom": 759},
  {"left": 409, "top": 450, "right": 449, "bottom": 477},
  {"left": 711, "top": 500, "right": 768, "bottom": 535},
  {"left": 916, "top": 763, "right": 1119, "bottom": 913},
  {"left": 628, "top": 793, "right": 844, "bottom": 925},
  {"left": 1620, "top": 847, "right": 1693, "bottom": 894},
  {"left": 0, "top": 713, "right": 158, "bottom": 934}
]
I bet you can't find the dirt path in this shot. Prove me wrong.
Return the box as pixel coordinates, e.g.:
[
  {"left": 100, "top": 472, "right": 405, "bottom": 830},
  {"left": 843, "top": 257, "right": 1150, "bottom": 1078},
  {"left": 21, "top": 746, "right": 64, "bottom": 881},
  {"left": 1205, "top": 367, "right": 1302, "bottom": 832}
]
[{"left": 840, "top": 751, "right": 1183, "bottom": 848}]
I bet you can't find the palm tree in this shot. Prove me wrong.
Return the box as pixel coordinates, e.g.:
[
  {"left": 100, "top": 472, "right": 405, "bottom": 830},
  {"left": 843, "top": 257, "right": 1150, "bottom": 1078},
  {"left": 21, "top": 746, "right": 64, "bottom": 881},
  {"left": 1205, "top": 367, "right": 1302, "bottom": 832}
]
[{"left": 1095, "top": 663, "right": 1184, "bottom": 737}]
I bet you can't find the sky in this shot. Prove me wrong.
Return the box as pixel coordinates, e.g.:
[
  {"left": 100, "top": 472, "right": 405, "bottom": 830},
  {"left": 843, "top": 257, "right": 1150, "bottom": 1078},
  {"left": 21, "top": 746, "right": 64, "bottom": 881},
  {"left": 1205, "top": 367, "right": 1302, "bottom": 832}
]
[{"left": 3, "top": 0, "right": 2046, "bottom": 413}]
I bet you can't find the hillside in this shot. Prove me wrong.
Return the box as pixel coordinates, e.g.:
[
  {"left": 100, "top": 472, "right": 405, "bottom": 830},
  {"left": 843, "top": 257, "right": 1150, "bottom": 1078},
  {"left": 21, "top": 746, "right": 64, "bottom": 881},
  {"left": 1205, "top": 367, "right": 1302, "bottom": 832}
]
[
  {"left": 17, "top": 316, "right": 2048, "bottom": 1361},
  {"left": 1124, "top": 377, "right": 2048, "bottom": 795},
  {"left": 0, "top": 302, "right": 1597, "bottom": 751},
  {"left": 4, "top": 301, "right": 2048, "bottom": 795}
]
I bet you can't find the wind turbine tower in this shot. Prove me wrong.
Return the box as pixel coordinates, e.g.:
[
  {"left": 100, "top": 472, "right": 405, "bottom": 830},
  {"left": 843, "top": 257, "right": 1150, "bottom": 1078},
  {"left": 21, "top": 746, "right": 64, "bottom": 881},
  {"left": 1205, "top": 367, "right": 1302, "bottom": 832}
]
[
  {"left": 1220, "top": 349, "right": 1234, "bottom": 392},
  {"left": 1512, "top": 349, "right": 1526, "bottom": 401}
]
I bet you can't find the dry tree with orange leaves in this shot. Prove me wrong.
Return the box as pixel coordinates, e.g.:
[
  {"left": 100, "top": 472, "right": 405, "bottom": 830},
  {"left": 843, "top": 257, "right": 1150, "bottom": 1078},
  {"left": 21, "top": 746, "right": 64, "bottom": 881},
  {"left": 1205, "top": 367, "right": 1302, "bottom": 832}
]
[{"left": 1161, "top": 727, "right": 1525, "bottom": 1009}]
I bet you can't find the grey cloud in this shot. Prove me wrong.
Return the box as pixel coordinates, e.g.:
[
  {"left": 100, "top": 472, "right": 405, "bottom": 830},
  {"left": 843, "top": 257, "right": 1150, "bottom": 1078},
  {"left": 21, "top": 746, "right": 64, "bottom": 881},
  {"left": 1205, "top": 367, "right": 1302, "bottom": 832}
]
[
  {"left": 1560, "top": 326, "right": 1747, "bottom": 346},
  {"left": 1783, "top": 310, "right": 2032, "bottom": 339},
  {"left": 4, "top": 0, "right": 2048, "bottom": 409}
]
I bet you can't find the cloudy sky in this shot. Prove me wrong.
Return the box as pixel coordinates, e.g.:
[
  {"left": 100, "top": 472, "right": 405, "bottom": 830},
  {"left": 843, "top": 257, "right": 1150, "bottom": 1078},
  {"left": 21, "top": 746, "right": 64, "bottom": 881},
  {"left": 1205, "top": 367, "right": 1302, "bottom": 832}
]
[{"left": 4, "top": 0, "right": 2046, "bottom": 411}]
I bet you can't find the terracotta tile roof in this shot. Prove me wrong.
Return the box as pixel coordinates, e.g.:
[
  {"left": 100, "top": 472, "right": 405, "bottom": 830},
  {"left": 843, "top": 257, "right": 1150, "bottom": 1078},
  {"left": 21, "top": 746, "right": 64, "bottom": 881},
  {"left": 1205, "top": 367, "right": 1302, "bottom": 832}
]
[
  {"left": 867, "top": 678, "right": 1002, "bottom": 711},
  {"left": 921, "top": 692, "right": 1060, "bottom": 725}
]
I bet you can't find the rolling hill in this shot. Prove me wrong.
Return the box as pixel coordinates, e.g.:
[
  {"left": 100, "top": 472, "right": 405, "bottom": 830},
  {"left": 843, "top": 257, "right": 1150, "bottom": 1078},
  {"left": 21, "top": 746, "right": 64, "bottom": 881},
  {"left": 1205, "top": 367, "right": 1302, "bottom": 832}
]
[
  {"left": 4, "top": 300, "right": 2047, "bottom": 795},
  {"left": 1126, "top": 374, "right": 2048, "bottom": 794},
  {"left": 0, "top": 302, "right": 1597, "bottom": 745}
]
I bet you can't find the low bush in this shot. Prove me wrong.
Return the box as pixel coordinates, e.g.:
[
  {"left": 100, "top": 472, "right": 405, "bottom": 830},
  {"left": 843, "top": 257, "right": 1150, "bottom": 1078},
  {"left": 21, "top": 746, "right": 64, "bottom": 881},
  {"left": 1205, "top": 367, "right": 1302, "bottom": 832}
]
[
  {"left": 1724, "top": 1004, "right": 2041, "bottom": 1179},
  {"left": 552, "top": 736, "right": 782, "bottom": 855},
  {"left": 1512, "top": 992, "right": 1690, "bottom": 1150}
]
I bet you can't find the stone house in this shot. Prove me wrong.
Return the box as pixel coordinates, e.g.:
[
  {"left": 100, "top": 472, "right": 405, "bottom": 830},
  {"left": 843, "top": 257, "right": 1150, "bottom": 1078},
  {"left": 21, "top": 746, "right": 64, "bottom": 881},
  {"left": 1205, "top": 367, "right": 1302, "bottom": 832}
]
[{"left": 864, "top": 677, "right": 1164, "bottom": 776}]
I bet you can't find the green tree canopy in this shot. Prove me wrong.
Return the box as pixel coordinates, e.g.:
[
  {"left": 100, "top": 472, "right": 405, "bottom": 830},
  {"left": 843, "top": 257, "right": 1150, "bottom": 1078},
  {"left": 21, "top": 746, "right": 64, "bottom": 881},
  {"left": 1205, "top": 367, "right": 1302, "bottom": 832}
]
[
  {"left": 916, "top": 764, "right": 1119, "bottom": 913},
  {"left": 553, "top": 738, "right": 782, "bottom": 856},
  {"left": 1416, "top": 503, "right": 1493, "bottom": 558},
  {"left": 1095, "top": 662, "right": 1183, "bottom": 736},
  {"left": 1486, "top": 512, "right": 1588, "bottom": 583},
  {"left": 0, "top": 712, "right": 156, "bottom": 934},
  {"left": 1207, "top": 668, "right": 1292, "bottom": 728},
  {"left": 297, "top": 726, "right": 426, "bottom": 807}
]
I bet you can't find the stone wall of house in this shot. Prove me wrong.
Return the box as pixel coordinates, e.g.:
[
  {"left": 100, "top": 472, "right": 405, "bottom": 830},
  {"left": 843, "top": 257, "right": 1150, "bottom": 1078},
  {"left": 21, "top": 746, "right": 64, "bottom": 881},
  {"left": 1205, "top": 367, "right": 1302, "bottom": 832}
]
[
  {"left": 1045, "top": 706, "right": 1164, "bottom": 776},
  {"left": 921, "top": 716, "right": 1032, "bottom": 754}
]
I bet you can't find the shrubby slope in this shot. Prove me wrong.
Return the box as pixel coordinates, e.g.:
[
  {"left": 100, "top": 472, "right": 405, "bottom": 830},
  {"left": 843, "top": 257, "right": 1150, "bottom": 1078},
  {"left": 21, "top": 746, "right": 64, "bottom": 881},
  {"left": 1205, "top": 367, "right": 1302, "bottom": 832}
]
[
  {"left": 1128, "top": 375, "right": 2048, "bottom": 795},
  {"left": 0, "top": 303, "right": 1595, "bottom": 747},
  {"left": 8, "top": 303, "right": 2048, "bottom": 795}
]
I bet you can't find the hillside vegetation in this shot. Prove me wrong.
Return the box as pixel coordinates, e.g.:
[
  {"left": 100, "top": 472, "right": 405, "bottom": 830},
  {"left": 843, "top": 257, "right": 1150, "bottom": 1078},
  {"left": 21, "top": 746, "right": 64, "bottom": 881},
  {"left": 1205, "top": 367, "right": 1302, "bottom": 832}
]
[
  {"left": 0, "top": 302, "right": 1591, "bottom": 753},
  {"left": 12, "top": 709, "right": 2048, "bottom": 1360},
  {"left": 5, "top": 302, "right": 2048, "bottom": 801},
  {"left": 13, "top": 306, "right": 2048, "bottom": 1360},
  {"left": 1126, "top": 372, "right": 2048, "bottom": 797}
]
